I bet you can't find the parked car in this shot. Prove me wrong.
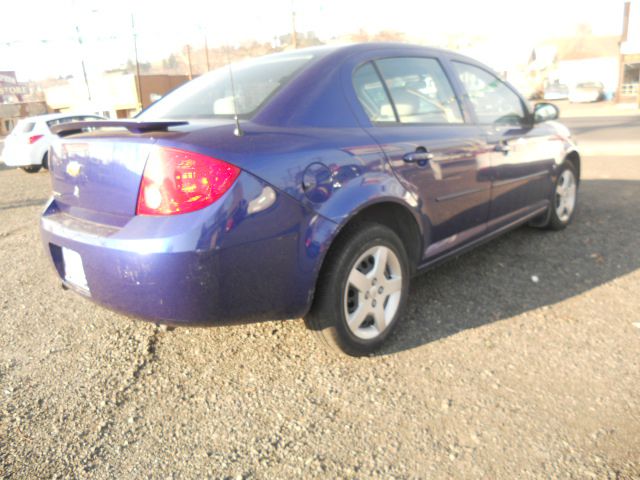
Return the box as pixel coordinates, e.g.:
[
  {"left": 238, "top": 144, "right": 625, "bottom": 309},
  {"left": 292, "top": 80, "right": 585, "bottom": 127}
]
[
  {"left": 2, "top": 113, "right": 104, "bottom": 173},
  {"left": 41, "top": 44, "right": 580, "bottom": 355},
  {"left": 543, "top": 83, "right": 569, "bottom": 101},
  {"left": 569, "top": 82, "right": 605, "bottom": 103}
]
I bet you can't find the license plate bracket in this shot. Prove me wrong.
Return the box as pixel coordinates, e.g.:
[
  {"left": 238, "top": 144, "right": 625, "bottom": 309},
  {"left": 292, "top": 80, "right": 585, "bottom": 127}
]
[{"left": 62, "top": 247, "right": 89, "bottom": 292}]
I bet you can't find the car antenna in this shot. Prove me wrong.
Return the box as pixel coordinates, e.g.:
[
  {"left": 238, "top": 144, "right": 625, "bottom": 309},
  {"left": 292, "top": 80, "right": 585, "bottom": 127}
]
[{"left": 225, "top": 45, "right": 244, "bottom": 137}]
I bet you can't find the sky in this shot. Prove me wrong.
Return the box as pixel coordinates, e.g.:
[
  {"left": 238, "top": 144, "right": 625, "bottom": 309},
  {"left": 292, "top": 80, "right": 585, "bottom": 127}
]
[{"left": 0, "top": 0, "right": 627, "bottom": 82}]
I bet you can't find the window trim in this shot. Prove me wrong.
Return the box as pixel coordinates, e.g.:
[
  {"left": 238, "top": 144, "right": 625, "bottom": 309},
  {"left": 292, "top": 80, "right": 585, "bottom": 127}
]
[
  {"left": 375, "top": 56, "right": 466, "bottom": 126},
  {"left": 352, "top": 61, "right": 399, "bottom": 124},
  {"left": 450, "top": 60, "right": 532, "bottom": 127},
  {"left": 371, "top": 61, "right": 400, "bottom": 123},
  {"left": 352, "top": 55, "right": 468, "bottom": 128}
]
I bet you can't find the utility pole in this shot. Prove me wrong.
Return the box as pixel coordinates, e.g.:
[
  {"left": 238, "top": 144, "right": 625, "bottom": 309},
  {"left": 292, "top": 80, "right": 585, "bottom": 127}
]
[
  {"left": 204, "top": 33, "right": 210, "bottom": 71},
  {"left": 74, "top": 24, "right": 92, "bottom": 103},
  {"left": 131, "top": 13, "right": 143, "bottom": 110},
  {"left": 291, "top": 0, "right": 298, "bottom": 48},
  {"left": 71, "top": 0, "right": 92, "bottom": 105},
  {"left": 186, "top": 44, "right": 193, "bottom": 79}
]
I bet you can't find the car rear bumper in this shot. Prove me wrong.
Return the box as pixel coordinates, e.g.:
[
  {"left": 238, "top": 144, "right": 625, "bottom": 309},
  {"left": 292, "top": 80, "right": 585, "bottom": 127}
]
[
  {"left": 40, "top": 172, "right": 337, "bottom": 325},
  {"left": 2, "top": 139, "right": 44, "bottom": 167}
]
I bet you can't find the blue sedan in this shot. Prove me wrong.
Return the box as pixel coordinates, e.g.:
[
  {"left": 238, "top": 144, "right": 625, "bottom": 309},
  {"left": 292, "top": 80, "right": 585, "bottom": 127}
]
[{"left": 41, "top": 43, "right": 580, "bottom": 355}]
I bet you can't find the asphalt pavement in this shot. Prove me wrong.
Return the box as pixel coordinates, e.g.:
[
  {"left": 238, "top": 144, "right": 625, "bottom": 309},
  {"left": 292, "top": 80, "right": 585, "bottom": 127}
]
[
  {"left": 1, "top": 117, "right": 639, "bottom": 478},
  {"left": 563, "top": 115, "right": 640, "bottom": 157},
  {"left": 564, "top": 115, "right": 639, "bottom": 140}
]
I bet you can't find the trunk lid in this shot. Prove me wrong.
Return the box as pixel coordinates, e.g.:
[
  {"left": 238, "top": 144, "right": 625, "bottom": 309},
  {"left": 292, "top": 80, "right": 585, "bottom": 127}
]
[
  {"left": 48, "top": 119, "right": 250, "bottom": 226},
  {"left": 50, "top": 135, "right": 155, "bottom": 225}
]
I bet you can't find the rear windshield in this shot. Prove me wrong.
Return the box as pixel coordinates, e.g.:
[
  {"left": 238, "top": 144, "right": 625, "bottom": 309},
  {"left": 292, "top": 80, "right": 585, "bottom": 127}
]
[
  {"left": 46, "top": 116, "right": 102, "bottom": 128},
  {"left": 138, "top": 51, "right": 318, "bottom": 120}
]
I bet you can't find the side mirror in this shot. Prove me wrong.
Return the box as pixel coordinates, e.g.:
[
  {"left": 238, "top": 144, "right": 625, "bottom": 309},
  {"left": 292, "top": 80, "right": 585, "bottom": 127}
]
[{"left": 533, "top": 102, "right": 559, "bottom": 123}]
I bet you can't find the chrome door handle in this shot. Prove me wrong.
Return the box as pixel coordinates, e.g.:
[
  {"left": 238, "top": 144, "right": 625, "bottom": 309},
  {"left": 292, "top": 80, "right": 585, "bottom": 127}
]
[{"left": 403, "top": 151, "right": 435, "bottom": 163}]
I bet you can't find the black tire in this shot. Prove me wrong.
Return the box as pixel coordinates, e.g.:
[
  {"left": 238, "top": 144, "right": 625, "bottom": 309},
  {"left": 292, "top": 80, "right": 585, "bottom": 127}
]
[
  {"left": 21, "top": 165, "right": 42, "bottom": 174},
  {"left": 305, "top": 222, "right": 410, "bottom": 356},
  {"left": 42, "top": 152, "right": 49, "bottom": 170},
  {"left": 544, "top": 162, "right": 579, "bottom": 230}
]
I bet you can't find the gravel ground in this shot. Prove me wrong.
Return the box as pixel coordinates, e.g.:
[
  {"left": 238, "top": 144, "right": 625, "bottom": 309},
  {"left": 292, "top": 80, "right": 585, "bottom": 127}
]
[{"left": 0, "top": 151, "right": 639, "bottom": 479}]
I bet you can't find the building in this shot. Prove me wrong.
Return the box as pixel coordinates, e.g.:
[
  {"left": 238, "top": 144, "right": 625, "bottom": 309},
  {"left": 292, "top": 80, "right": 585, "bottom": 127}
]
[
  {"left": 44, "top": 73, "right": 189, "bottom": 119},
  {"left": 618, "top": 0, "right": 640, "bottom": 103},
  {"left": 0, "top": 71, "right": 48, "bottom": 135},
  {"left": 527, "top": 29, "right": 621, "bottom": 100},
  {"left": 550, "top": 57, "right": 620, "bottom": 99},
  {"left": 2, "top": 70, "right": 188, "bottom": 135}
]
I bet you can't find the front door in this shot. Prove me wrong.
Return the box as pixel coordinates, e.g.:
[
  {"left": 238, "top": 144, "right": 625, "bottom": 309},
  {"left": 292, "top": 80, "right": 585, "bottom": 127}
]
[
  {"left": 451, "top": 61, "right": 555, "bottom": 230},
  {"left": 352, "top": 57, "right": 492, "bottom": 260}
]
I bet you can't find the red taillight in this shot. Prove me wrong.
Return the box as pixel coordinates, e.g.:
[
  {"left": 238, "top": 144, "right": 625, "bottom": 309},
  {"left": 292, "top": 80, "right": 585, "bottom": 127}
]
[
  {"left": 28, "top": 135, "right": 44, "bottom": 144},
  {"left": 136, "top": 146, "right": 240, "bottom": 216}
]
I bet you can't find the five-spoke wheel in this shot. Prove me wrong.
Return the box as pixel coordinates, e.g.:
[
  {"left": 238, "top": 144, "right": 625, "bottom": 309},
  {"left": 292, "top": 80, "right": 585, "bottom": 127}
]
[
  {"left": 305, "top": 223, "right": 409, "bottom": 356},
  {"left": 344, "top": 245, "right": 403, "bottom": 340},
  {"left": 544, "top": 162, "right": 579, "bottom": 230}
]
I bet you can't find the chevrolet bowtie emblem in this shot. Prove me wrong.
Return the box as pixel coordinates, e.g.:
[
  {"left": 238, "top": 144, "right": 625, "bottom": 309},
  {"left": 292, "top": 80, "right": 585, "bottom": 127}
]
[{"left": 66, "top": 161, "right": 81, "bottom": 177}]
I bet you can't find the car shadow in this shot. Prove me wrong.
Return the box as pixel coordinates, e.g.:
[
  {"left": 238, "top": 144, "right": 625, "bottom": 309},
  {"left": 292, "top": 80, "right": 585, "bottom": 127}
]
[
  {"left": 378, "top": 179, "right": 640, "bottom": 356},
  {"left": 0, "top": 161, "right": 13, "bottom": 172}
]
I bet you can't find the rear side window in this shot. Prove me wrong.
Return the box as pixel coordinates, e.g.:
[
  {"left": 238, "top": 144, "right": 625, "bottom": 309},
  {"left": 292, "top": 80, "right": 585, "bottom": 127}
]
[
  {"left": 138, "top": 52, "right": 318, "bottom": 120},
  {"left": 20, "top": 122, "right": 35, "bottom": 133},
  {"left": 353, "top": 63, "right": 395, "bottom": 123},
  {"left": 452, "top": 62, "right": 525, "bottom": 125},
  {"left": 375, "top": 57, "right": 464, "bottom": 124}
]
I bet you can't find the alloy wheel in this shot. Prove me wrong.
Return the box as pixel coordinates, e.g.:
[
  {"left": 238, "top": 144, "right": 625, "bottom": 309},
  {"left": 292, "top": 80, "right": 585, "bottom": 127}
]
[
  {"left": 555, "top": 169, "right": 577, "bottom": 223},
  {"left": 343, "top": 245, "right": 403, "bottom": 340}
]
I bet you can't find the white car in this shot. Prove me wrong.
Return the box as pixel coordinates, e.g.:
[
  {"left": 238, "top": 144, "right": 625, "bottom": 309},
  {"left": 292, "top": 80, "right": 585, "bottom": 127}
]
[
  {"left": 2, "top": 113, "right": 104, "bottom": 173},
  {"left": 543, "top": 83, "right": 569, "bottom": 101},
  {"left": 568, "top": 82, "right": 605, "bottom": 103}
]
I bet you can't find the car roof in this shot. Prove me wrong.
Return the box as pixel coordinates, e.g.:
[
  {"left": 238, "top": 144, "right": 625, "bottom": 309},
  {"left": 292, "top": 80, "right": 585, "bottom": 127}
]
[
  {"left": 253, "top": 42, "right": 490, "bottom": 128},
  {"left": 326, "top": 42, "right": 448, "bottom": 54},
  {"left": 247, "top": 42, "right": 480, "bottom": 69},
  {"left": 306, "top": 42, "right": 477, "bottom": 63}
]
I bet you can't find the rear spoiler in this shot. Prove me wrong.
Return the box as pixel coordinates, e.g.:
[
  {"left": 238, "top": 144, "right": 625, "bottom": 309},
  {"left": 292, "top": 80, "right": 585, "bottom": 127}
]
[{"left": 51, "top": 120, "right": 189, "bottom": 137}]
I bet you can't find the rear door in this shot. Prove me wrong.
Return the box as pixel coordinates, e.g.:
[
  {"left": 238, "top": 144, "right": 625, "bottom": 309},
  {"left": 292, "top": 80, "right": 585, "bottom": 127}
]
[
  {"left": 353, "top": 57, "right": 491, "bottom": 259},
  {"left": 451, "top": 61, "right": 554, "bottom": 229}
]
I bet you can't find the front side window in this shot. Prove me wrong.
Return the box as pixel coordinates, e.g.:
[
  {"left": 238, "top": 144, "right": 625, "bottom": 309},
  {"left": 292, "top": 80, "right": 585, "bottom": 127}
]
[
  {"left": 138, "top": 52, "right": 319, "bottom": 120},
  {"left": 453, "top": 62, "right": 526, "bottom": 125},
  {"left": 375, "top": 57, "right": 464, "bottom": 124}
]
